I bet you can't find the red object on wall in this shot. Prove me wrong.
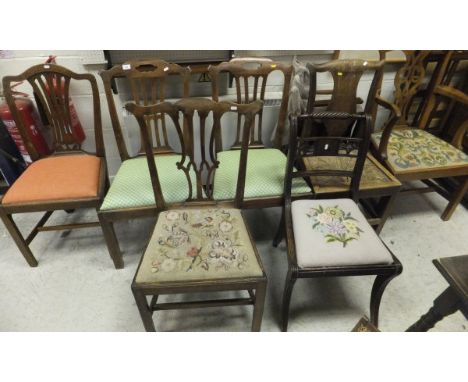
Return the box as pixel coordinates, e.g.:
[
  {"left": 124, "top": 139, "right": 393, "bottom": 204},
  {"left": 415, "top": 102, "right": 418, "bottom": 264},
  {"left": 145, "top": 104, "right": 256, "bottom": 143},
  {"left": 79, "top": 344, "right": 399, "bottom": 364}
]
[
  {"left": 0, "top": 96, "right": 51, "bottom": 164},
  {"left": 44, "top": 55, "right": 86, "bottom": 143}
]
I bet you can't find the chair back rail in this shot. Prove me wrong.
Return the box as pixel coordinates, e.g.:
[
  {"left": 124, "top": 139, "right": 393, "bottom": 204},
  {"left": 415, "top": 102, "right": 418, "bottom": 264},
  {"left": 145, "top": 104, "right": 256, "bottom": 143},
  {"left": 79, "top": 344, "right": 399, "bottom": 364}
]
[
  {"left": 2, "top": 63, "right": 104, "bottom": 160},
  {"left": 209, "top": 58, "right": 292, "bottom": 148},
  {"left": 100, "top": 59, "right": 191, "bottom": 160},
  {"left": 125, "top": 98, "right": 263, "bottom": 210},
  {"left": 286, "top": 111, "right": 372, "bottom": 204}
]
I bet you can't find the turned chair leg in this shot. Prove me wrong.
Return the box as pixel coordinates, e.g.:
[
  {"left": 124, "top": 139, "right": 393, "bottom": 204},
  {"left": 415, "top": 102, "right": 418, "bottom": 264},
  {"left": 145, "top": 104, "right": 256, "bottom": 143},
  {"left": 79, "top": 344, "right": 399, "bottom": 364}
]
[
  {"left": 0, "top": 210, "right": 38, "bottom": 267},
  {"left": 273, "top": 209, "right": 285, "bottom": 247},
  {"left": 251, "top": 280, "right": 267, "bottom": 332},
  {"left": 370, "top": 271, "right": 401, "bottom": 327},
  {"left": 281, "top": 269, "right": 297, "bottom": 332},
  {"left": 441, "top": 176, "right": 468, "bottom": 221},
  {"left": 98, "top": 212, "right": 124, "bottom": 269},
  {"left": 132, "top": 287, "right": 156, "bottom": 332},
  {"left": 375, "top": 193, "right": 398, "bottom": 234}
]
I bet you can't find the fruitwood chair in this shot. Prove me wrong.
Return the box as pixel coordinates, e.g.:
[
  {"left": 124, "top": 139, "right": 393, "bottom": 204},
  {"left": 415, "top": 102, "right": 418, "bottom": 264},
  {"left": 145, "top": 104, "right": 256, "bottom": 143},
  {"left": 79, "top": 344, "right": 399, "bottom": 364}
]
[
  {"left": 280, "top": 112, "right": 402, "bottom": 331},
  {"left": 0, "top": 63, "right": 110, "bottom": 267},
  {"left": 99, "top": 60, "right": 191, "bottom": 268},
  {"left": 126, "top": 98, "right": 267, "bottom": 331},
  {"left": 371, "top": 50, "right": 468, "bottom": 220},
  {"left": 209, "top": 58, "right": 311, "bottom": 209}
]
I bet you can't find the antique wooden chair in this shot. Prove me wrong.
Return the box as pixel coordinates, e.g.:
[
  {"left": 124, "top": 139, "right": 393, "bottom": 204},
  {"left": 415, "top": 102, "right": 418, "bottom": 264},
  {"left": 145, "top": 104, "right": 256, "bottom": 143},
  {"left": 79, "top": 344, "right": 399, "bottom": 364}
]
[
  {"left": 371, "top": 50, "right": 468, "bottom": 220},
  {"left": 0, "top": 63, "right": 110, "bottom": 267},
  {"left": 208, "top": 58, "right": 311, "bottom": 209},
  {"left": 99, "top": 60, "right": 191, "bottom": 268},
  {"left": 280, "top": 112, "right": 402, "bottom": 331},
  {"left": 126, "top": 98, "right": 267, "bottom": 331}
]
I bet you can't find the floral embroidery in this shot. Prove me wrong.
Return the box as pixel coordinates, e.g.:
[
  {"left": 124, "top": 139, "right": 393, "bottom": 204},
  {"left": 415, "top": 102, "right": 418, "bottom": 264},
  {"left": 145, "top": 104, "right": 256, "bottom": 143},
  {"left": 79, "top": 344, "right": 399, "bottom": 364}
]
[
  {"left": 150, "top": 209, "right": 249, "bottom": 273},
  {"left": 307, "top": 205, "right": 363, "bottom": 247},
  {"left": 373, "top": 129, "right": 468, "bottom": 170}
]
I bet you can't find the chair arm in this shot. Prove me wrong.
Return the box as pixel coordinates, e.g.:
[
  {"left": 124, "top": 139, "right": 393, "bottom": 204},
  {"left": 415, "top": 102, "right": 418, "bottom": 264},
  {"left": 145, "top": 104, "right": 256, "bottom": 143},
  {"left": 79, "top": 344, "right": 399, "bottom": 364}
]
[
  {"left": 434, "top": 85, "right": 468, "bottom": 106},
  {"left": 374, "top": 95, "right": 402, "bottom": 158}
]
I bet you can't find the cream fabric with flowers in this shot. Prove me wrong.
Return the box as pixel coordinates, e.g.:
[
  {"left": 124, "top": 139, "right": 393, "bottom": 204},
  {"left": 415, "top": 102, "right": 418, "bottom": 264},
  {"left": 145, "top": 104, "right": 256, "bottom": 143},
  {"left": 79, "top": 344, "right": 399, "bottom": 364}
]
[{"left": 291, "top": 199, "right": 393, "bottom": 268}]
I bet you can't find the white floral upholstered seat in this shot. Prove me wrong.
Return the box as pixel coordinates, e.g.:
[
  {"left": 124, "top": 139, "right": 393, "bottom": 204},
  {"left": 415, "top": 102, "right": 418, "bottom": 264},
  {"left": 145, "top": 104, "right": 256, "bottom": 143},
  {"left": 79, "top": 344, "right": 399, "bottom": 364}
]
[
  {"left": 371, "top": 127, "right": 468, "bottom": 173},
  {"left": 135, "top": 208, "right": 263, "bottom": 284},
  {"left": 291, "top": 199, "right": 393, "bottom": 268}
]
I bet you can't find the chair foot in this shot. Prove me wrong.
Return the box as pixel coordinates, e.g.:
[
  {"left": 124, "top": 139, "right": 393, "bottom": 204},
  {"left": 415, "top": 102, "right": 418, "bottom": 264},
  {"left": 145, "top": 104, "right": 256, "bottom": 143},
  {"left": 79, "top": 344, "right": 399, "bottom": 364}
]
[
  {"left": 281, "top": 269, "right": 297, "bottom": 332},
  {"left": 0, "top": 210, "right": 38, "bottom": 267},
  {"left": 273, "top": 209, "right": 285, "bottom": 247},
  {"left": 98, "top": 212, "right": 124, "bottom": 269},
  {"left": 441, "top": 177, "right": 468, "bottom": 221},
  {"left": 132, "top": 287, "right": 156, "bottom": 332},
  {"left": 370, "top": 270, "right": 402, "bottom": 327},
  {"left": 251, "top": 280, "right": 267, "bottom": 331}
]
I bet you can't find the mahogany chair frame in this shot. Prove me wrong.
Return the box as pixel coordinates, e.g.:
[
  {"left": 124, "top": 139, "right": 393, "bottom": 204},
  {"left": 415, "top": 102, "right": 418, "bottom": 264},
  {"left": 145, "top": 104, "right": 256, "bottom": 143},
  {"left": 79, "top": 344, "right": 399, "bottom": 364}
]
[
  {"left": 280, "top": 112, "right": 402, "bottom": 331},
  {"left": 208, "top": 58, "right": 295, "bottom": 209},
  {"left": 372, "top": 50, "right": 468, "bottom": 220},
  {"left": 126, "top": 98, "right": 267, "bottom": 331},
  {"left": 0, "top": 63, "right": 110, "bottom": 267},
  {"left": 98, "top": 60, "right": 191, "bottom": 268}
]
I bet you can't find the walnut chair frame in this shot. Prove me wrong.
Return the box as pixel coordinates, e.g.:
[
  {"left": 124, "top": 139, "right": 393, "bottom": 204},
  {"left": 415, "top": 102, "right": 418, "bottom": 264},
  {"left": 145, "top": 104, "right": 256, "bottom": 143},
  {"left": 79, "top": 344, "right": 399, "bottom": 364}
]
[
  {"left": 98, "top": 60, "right": 191, "bottom": 268},
  {"left": 0, "top": 63, "right": 109, "bottom": 267},
  {"left": 126, "top": 98, "right": 267, "bottom": 331},
  {"left": 208, "top": 58, "right": 297, "bottom": 209},
  {"left": 280, "top": 112, "right": 402, "bottom": 331},
  {"left": 372, "top": 50, "right": 468, "bottom": 220}
]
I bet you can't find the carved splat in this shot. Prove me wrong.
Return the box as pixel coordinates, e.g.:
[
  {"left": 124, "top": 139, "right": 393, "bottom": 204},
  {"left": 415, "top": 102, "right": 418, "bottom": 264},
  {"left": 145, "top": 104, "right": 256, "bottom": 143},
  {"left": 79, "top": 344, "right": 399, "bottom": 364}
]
[
  {"left": 101, "top": 59, "right": 191, "bottom": 160},
  {"left": 306, "top": 59, "right": 384, "bottom": 136},
  {"left": 209, "top": 58, "right": 292, "bottom": 149},
  {"left": 125, "top": 98, "right": 263, "bottom": 208}
]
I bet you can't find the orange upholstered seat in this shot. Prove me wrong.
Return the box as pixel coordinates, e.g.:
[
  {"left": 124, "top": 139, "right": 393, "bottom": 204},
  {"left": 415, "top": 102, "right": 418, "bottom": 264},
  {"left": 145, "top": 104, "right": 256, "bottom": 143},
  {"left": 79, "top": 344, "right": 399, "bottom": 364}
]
[{"left": 2, "top": 155, "right": 102, "bottom": 205}]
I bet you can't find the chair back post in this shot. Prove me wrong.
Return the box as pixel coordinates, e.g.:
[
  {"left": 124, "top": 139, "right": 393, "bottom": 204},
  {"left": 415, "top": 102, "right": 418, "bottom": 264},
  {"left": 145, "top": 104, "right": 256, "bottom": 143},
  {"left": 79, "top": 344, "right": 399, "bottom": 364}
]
[
  {"left": 100, "top": 59, "right": 191, "bottom": 161},
  {"left": 2, "top": 63, "right": 104, "bottom": 160}
]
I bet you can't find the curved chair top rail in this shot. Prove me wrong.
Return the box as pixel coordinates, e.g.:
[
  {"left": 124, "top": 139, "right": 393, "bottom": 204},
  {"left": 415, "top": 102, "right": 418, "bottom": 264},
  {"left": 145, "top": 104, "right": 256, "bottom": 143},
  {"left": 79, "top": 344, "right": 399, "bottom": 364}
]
[
  {"left": 2, "top": 63, "right": 104, "bottom": 161},
  {"left": 100, "top": 59, "right": 192, "bottom": 161},
  {"left": 208, "top": 57, "right": 293, "bottom": 149},
  {"left": 125, "top": 98, "right": 263, "bottom": 209}
]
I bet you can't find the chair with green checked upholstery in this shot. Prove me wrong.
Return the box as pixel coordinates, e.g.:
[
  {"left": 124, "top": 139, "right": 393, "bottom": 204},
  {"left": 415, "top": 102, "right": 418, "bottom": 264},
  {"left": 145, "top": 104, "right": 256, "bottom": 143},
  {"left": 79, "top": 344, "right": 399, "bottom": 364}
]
[
  {"left": 209, "top": 58, "right": 311, "bottom": 209},
  {"left": 99, "top": 59, "right": 191, "bottom": 268}
]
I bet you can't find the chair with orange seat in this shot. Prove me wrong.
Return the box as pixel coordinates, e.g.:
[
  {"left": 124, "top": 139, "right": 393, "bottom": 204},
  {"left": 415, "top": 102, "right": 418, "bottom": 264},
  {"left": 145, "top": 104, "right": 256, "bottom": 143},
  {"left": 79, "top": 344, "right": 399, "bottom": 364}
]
[{"left": 0, "top": 63, "right": 112, "bottom": 267}]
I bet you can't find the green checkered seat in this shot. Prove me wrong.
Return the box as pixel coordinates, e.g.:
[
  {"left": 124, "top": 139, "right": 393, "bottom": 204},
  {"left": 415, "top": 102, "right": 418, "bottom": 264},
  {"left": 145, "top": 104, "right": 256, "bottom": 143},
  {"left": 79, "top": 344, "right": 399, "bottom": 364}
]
[
  {"left": 100, "top": 154, "right": 197, "bottom": 211},
  {"left": 212, "top": 148, "right": 311, "bottom": 201}
]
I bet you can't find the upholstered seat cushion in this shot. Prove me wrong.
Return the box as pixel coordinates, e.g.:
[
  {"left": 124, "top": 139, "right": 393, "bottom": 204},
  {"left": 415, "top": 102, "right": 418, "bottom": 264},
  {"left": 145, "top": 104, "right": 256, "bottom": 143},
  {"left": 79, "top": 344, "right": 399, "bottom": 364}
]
[
  {"left": 372, "top": 127, "right": 468, "bottom": 173},
  {"left": 303, "top": 153, "right": 401, "bottom": 193},
  {"left": 2, "top": 155, "right": 101, "bottom": 205},
  {"left": 213, "top": 148, "right": 311, "bottom": 200},
  {"left": 135, "top": 208, "right": 263, "bottom": 284},
  {"left": 291, "top": 199, "right": 393, "bottom": 268},
  {"left": 100, "top": 154, "right": 197, "bottom": 211}
]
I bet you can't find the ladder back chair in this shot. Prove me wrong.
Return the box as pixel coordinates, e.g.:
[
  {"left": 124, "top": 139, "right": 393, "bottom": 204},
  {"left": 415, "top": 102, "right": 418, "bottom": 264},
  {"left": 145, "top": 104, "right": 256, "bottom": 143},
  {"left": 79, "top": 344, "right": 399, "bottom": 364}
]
[
  {"left": 126, "top": 98, "right": 268, "bottom": 331},
  {"left": 0, "top": 63, "right": 110, "bottom": 267},
  {"left": 371, "top": 50, "right": 468, "bottom": 220},
  {"left": 280, "top": 111, "right": 402, "bottom": 331},
  {"left": 99, "top": 59, "right": 191, "bottom": 268},
  {"left": 209, "top": 58, "right": 311, "bottom": 209},
  {"left": 301, "top": 59, "right": 402, "bottom": 233}
]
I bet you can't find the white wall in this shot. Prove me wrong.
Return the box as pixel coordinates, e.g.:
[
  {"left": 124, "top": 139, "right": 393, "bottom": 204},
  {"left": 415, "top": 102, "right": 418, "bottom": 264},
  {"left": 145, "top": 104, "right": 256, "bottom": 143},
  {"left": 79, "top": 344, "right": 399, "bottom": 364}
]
[{"left": 0, "top": 50, "right": 403, "bottom": 178}]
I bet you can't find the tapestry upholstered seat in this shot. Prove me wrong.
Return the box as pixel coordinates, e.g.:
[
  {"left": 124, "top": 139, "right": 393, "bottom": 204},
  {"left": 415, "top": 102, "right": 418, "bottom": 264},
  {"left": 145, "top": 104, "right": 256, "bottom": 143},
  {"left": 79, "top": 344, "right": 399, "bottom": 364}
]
[
  {"left": 135, "top": 208, "right": 263, "bottom": 284},
  {"left": 2, "top": 155, "right": 101, "bottom": 205},
  {"left": 100, "top": 154, "right": 198, "bottom": 211},
  {"left": 371, "top": 127, "right": 468, "bottom": 174},
  {"left": 212, "top": 148, "right": 310, "bottom": 201},
  {"left": 291, "top": 198, "right": 393, "bottom": 268}
]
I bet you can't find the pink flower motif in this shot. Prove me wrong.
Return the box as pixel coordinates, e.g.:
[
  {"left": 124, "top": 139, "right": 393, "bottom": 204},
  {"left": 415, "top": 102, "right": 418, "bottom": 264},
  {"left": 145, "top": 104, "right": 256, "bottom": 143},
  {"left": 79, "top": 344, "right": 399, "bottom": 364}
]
[{"left": 186, "top": 246, "right": 199, "bottom": 258}]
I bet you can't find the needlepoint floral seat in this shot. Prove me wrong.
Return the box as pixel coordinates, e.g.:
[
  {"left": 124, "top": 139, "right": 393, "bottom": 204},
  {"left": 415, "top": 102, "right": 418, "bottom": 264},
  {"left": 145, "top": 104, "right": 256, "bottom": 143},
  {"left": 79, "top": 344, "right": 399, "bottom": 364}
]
[
  {"left": 371, "top": 127, "right": 468, "bottom": 174},
  {"left": 135, "top": 208, "right": 263, "bottom": 284},
  {"left": 291, "top": 199, "right": 393, "bottom": 268},
  {"left": 100, "top": 154, "right": 198, "bottom": 211}
]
